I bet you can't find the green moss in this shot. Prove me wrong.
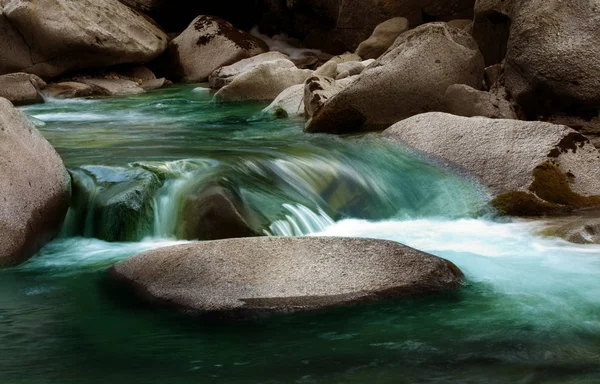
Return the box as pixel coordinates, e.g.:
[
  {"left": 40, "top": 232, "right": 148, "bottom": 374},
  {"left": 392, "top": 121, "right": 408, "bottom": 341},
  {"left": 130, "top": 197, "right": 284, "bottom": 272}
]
[
  {"left": 492, "top": 162, "right": 600, "bottom": 217},
  {"left": 530, "top": 162, "right": 600, "bottom": 207},
  {"left": 491, "top": 191, "right": 567, "bottom": 216},
  {"left": 272, "top": 107, "right": 289, "bottom": 119}
]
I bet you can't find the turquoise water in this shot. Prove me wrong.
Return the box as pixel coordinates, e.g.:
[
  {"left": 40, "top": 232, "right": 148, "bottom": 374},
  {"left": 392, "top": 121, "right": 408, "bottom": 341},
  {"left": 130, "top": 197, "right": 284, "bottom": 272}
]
[{"left": 1, "top": 86, "right": 599, "bottom": 383}]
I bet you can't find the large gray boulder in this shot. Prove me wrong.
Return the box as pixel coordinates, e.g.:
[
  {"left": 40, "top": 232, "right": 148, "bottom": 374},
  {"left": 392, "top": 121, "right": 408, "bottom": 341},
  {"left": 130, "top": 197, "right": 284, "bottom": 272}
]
[
  {"left": 474, "top": 0, "right": 600, "bottom": 117},
  {"left": 305, "top": 23, "right": 484, "bottom": 134},
  {"left": 108, "top": 237, "right": 464, "bottom": 315},
  {"left": 384, "top": 112, "right": 600, "bottom": 216},
  {"left": 0, "top": 73, "right": 46, "bottom": 105},
  {"left": 214, "top": 59, "right": 313, "bottom": 102},
  {"left": 208, "top": 51, "right": 289, "bottom": 89},
  {"left": 165, "top": 15, "right": 268, "bottom": 83},
  {"left": 0, "top": 98, "right": 70, "bottom": 267},
  {"left": 356, "top": 17, "right": 410, "bottom": 60},
  {"left": 0, "top": 0, "right": 168, "bottom": 80}
]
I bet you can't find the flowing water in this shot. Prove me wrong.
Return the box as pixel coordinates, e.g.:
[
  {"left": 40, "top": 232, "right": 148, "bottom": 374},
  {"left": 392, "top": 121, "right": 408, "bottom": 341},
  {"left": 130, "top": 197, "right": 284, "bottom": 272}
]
[{"left": 1, "top": 85, "right": 599, "bottom": 383}]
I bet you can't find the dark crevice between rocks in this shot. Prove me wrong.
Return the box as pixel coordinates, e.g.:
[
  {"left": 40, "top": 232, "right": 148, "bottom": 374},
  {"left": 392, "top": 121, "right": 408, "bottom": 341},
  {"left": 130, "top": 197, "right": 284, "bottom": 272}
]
[
  {"left": 305, "top": 105, "right": 367, "bottom": 134},
  {"left": 472, "top": 11, "right": 511, "bottom": 67}
]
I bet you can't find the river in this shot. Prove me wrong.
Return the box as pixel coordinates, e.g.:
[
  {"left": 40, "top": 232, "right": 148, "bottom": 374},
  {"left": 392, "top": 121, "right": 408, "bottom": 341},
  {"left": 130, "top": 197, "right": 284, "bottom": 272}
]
[{"left": 1, "top": 85, "right": 599, "bottom": 383}]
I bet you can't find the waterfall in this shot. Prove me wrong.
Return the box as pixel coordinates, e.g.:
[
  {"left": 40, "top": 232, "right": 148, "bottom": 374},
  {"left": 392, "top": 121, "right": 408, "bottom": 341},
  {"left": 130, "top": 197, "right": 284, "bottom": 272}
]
[{"left": 266, "top": 204, "right": 335, "bottom": 236}]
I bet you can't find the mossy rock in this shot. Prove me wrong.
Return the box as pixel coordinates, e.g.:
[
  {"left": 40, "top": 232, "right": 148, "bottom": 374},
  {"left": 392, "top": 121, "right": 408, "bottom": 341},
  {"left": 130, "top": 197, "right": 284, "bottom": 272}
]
[
  {"left": 69, "top": 166, "right": 163, "bottom": 242},
  {"left": 492, "top": 162, "right": 600, "bottom": 216}
]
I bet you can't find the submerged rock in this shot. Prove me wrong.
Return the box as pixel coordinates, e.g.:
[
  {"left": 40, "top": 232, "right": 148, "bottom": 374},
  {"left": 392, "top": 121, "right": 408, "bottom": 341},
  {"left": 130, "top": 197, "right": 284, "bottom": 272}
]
[
  {"left": 108, "top": 237, "right": 464, "bottom": 315},
  {"left": 0, "top": 0, "right": 167, "bottom": 80},
  {"left": 69, "top": 166, "right": 161, "bottom": 242},
  {"left": 177, "top": 182, "right": 263, "bottom": 241},
  {"left": 214, "top": 59, "right": 313, "bottom": 102},
  {"left": 305, "top": 23, "right": 484, "bottom": 134},
  {"left": 0, "top": 98, "right": 71, "bottom": 267},
  {"left": 164, "top": 15, "right": 268, "bottom": 83},
  {"left": 209, "top": 51, "right": 289, "bottom": 90},
  {"left": 383, "top": 112, "right": 600, "bottom": 216},
  {"left": 0, "top": 73, "right": 46, "bottom": 105},
  {"left": 540, "top": 212, "right": 600, "bottom": 245}
]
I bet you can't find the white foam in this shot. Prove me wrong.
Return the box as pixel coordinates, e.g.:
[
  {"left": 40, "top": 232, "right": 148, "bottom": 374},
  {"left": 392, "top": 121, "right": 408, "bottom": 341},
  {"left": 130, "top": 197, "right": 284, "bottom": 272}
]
[
  {"left": 314, "top": 218, "right": 600, "bottom": 305},
  {"left": 20, "top": 237, "right": 189, "bottom": 274},
  {"left": 251, "top": 27, "right": 323, "bottom": 61}
]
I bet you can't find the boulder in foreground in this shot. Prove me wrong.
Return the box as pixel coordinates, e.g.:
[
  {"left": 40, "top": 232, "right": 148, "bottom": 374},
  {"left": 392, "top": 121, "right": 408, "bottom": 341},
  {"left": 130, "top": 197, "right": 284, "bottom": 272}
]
[
  {"left": 109, "top": 237, "right": 463, "bottom": 315},
  {"left": 0, "top": 98, "right": 70, "bottom": 266},
  {"left": 384, "top": 112, "right": 600, "bottom": 216}
]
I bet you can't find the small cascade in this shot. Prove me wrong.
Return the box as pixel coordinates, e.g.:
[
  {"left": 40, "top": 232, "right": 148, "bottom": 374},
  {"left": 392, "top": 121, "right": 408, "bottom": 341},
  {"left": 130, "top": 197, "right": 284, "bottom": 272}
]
[
  {"left": 62, "top": 146, "right": 491, "bottom": 243},
  {"left": 266, "top": 204, "right": 335, "bottom": 236}
]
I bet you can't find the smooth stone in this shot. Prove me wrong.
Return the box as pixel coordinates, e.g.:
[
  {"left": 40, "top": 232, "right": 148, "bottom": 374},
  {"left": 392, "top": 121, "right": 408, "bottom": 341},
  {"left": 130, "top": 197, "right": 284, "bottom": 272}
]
[
  {"left": 384, "top": 112, "right": 600, "bottom": 216},
  {"left": 0, "top": 98, "right": 70, "bottom": 267},
  {"left": 108, "top": 237, "right": 464, "bottom": 315},
  {"left": 141, "top": 78, "right": 167, "bottom": 91},
  {"left": 214, "top": 59, "right": 313, "bottom": 102},
  {"left": 356, "top": 17, "right": 410, "bottom": 60},
  {"left": 444, "top": 83, "right": 517, "bottom": 119},
  {"left": 447, "top": 19, "right": 473, "bottom": 33},
  {"left": 0, "top": 72, "right": 46, "bottom": 105},
  {"left": 208, "top": 51, "right": 289, "bottom": 90},
  {"left": 335, "top": 60, "right": 374, "bottom": 80},
  {"left": 164, "top": 15, "right": 268, "bottom": 83},
  {"left": 262, "top": 84, "right": 305, "bottom": 118},
  {"left": 305, "top": 23, "right": 484, "bottom": 134},
  {"left": 0, "top": 0, "right": 167, "bottom": 80},
  {"left": 119, "top": 66, "right": 157, "bottom": 82}
]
